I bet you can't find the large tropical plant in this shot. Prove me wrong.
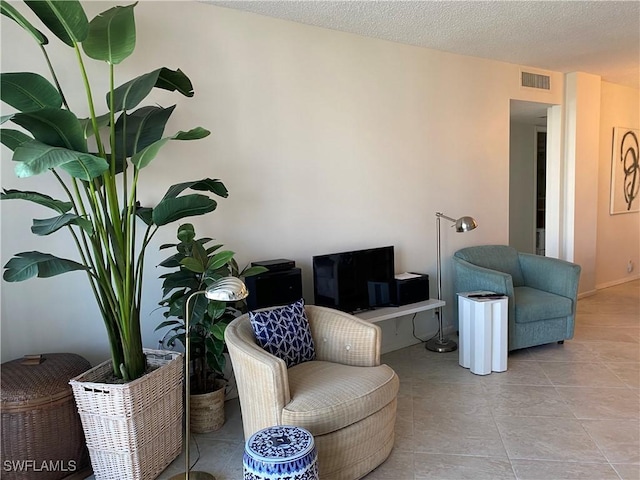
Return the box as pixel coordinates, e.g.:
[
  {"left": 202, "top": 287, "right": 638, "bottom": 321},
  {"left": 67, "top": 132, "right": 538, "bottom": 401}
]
[
  {"left": 157, "top": 223, "right": 267, "bottom": 394},
  {"left": 0, "top": 1, "right": 227, "bottom": 381}
]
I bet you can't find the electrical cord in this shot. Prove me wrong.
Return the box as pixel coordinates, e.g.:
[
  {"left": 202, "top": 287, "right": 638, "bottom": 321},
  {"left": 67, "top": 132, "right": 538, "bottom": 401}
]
[
  {"left": 190, "top": 435, "right": 202, "bottom": 471},
  {"left": 411, "top": 312, "right": 439, "bottom": 343}
]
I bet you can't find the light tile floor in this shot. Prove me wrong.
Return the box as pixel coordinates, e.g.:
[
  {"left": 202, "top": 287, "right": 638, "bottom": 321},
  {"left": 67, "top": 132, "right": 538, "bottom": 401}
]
[{"left": 92, "top": 280, "right": 640, "bottom": 479}]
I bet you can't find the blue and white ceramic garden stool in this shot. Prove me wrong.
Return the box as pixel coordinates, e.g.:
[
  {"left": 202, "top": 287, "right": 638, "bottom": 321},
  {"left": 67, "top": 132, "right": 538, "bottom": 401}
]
[{"left": 243, "top": 425, "right": 319, "bottom": 480}]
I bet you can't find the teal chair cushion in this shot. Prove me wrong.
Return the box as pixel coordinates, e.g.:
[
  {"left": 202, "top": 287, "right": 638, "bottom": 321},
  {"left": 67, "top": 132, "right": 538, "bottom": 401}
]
[
  {"left": 514, "top": 286, "right": 573, "bottom": 323},
  {"left": 454, "top": 245, "right": 525, "bottom": 287}
]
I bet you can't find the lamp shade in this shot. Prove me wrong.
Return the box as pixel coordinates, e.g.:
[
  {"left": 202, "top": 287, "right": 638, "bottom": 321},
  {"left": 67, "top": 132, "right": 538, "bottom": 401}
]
[
  {"left": 204, "top": 277, "right": 249, "bottom": 302},
  {"left": 454, "top": 216, "right": 478, "bottom": 233}
]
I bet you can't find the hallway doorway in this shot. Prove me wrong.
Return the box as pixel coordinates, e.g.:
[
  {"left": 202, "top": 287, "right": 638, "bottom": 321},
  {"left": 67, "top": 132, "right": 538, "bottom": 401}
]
[
  {"left": 509, "top": 100, "right": 561, "bottom": 256},
  {"left": 535, "top": 128, "right": 546, "bottom": 255}
]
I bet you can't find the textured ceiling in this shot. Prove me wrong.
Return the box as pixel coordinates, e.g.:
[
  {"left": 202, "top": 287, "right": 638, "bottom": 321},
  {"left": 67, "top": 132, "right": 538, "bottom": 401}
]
[{"left": 206, "top": 0, "right": 640, "bottom": 89}]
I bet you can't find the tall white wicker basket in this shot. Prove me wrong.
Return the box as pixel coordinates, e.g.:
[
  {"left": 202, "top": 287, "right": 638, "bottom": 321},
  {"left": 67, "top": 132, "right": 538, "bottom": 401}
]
[{"left": 69, "top": 349, "right": 183, "bottom": 480}]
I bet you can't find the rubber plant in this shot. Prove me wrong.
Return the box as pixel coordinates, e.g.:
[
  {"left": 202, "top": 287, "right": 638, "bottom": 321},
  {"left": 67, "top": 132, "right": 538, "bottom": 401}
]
[
  {"left": 157, "top": 223, "right": 267, "bottom": 394},
  {"left": 0, "top": 0, "right": 228, "bottom": 381}
]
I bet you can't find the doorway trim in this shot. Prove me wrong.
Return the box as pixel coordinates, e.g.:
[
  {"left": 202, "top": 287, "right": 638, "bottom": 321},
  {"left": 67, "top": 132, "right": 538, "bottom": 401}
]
[{"left": 545, "top": 105, "right": 563, "bottom": 259}]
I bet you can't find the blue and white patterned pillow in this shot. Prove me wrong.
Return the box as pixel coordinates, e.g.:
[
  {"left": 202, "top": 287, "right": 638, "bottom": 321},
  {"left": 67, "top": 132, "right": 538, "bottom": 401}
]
[{"left": 249, "top": 298, "right": 316, "bottom": 368}]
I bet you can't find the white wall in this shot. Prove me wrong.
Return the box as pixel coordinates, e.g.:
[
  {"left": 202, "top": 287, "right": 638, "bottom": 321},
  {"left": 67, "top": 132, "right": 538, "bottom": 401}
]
[
  {"left": 596, "top": 82, "right": 640, "bottom": 288},
  {"left": 1, "top": 1, "right": 567, "bottom": 364}
]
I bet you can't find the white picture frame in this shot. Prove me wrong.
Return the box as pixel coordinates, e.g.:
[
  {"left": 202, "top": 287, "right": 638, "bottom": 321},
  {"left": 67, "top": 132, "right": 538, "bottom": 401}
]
[{"left": 610, "top": 127, "right": 640, "bottom": 214}]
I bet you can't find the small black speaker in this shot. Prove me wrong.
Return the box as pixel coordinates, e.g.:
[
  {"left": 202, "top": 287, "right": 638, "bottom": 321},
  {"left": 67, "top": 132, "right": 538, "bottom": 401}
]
[
  {"left": 393, "top": 273, "right": 430, "bottom": 306},
  {"left": 245, "top": 268, "right": 303, "bottom": 310}
]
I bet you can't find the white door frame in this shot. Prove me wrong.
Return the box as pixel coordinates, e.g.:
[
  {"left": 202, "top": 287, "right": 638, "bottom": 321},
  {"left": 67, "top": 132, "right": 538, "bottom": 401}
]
[{"left": 544, "top": 105, "right": 563, "bottom": 259}]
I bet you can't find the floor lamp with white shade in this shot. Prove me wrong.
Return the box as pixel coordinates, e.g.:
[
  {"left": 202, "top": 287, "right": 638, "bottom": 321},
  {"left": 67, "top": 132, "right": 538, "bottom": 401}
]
[
  {"left": 169, "top": 276, "right": 249, "bottom": 480},
  {"left": 425, "top": 212, "right": 478, "bottom": 353}
]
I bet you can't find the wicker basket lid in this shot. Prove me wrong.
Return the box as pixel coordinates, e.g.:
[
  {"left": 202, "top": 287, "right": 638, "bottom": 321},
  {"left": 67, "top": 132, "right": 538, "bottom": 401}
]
[{"left": 1, "top": 353, "right": 91, "bottom": 409}]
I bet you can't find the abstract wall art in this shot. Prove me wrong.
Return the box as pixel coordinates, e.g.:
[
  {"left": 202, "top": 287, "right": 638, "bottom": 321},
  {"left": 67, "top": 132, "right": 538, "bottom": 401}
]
[{"left": 610, "top": 127, "right": 640, "bottom": 214}]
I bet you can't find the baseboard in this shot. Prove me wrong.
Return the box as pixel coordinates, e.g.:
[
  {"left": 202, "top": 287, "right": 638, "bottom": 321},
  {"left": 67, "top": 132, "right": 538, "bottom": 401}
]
[
  {"left": 578, "top": 290, "right": 598, "bottom": 299},
  {"left": 595, "top": 275, "right": 640, "bottom": 291}
]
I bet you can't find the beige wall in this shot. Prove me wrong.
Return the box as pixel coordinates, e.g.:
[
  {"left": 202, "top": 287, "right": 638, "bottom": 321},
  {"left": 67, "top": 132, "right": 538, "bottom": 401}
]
[
  {"left": 596, "top": 82, "right": 640, "bottom": 288},
  {"left": 0, "top": 1, "right": 627, "bottom": 363},
  {"left": 509, "top": 122, "right": 537, "bottom": 253},
  {"left": 564, "top": 73, "right": 602, "bottom": 294}
]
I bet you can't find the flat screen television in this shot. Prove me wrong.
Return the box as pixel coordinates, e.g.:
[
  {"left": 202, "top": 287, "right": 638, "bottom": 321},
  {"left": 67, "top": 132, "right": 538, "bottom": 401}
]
[{"left": 312, "top": 246, "right": 395, "bottom": 313}]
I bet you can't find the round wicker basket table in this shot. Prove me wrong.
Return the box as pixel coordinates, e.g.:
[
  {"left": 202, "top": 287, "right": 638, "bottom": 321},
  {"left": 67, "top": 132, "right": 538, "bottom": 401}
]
[
  {"left": 1, "top": 353, "right": 92, "bottom": 480},
  {"left": 243, "top": 425, "right": 318, "bottom": 480}
]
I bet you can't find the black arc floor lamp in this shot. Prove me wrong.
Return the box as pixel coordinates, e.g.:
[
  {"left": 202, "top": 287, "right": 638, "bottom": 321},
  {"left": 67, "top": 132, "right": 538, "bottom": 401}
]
[
  {"left": 169, "top": 277, "right": 249, "bottom": 480},
  {"left": 426, "top": 212, "right": 478, "bottom": 353}
]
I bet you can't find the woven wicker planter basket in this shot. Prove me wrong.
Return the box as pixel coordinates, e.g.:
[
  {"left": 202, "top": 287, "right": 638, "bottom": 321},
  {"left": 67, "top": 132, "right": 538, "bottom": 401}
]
[
  {"left": 1, "top": 353, "right": 92, "bottom": 480},
  {"left": 190, "top": 383, "right": 225, "bottom": 433},
  {"left": 69, "top": 349, "right": 183, "bottom": 480}
]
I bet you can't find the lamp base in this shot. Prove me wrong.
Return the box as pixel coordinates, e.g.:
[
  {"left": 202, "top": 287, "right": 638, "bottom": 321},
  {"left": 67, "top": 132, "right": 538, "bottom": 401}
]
[
  {"left": 168, "top": 472, "right": 216, "bottom": 480},
  {"left": 425, "top": 337, "right": 458, "bottom": 353}
]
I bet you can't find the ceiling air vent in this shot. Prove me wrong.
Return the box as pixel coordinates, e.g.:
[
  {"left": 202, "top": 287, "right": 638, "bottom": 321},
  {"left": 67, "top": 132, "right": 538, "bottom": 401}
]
[{"left": 521, "top": 71, "right": 550, "bottom": 90}]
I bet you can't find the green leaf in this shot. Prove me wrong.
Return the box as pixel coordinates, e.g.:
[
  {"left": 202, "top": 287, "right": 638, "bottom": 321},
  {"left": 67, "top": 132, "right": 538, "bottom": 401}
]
[
  {"left": 191, "top": 241, "right": 209, "bottom": 269},
  {"left": 160, "top": 270, "right": 199, "bottom": 295},
  {"left": 207, "top": 301, "right": 226, "bottom": 321},
  {"left": 205, "top": 243, "right": 223, "bottom": 256},
  {"left": 152, "top": 194, "right": 217, "bottom": 227},
  {"left": 130, "top": 137, "right": 169, "bottom": 170},
  {"left": 205, "top": 342, "right": 225, "bottom": 374},
  {"left": 177, "top": 223, "right": 196, "bottom": 243},
  {"left": 228, "top": 257, "right": 239, "bottom": 276},
  {"left": 114, "top": 105, "right": 175, "bottom": 159},
  {"left": 13, "top": 140, "right": 108, "bottom": 180},
  {"left": 162, "top": 179, "right": 229, "bottom": 200},
  {"left": 12, "top": 108, "right": 87, "bottom": 151},
  {"left": 1, "top": 73, "right": 62, "bottom": 112},
  {"left": 0, "top": 129, "right": 32, "bottom": 151},
  {"left": 166, "top": 299, "right": 187, "bottom": 320},
  {"left": 25, "top": 0, "right": 88, "bottom": 47},
  {"left": 159, "top": 252, "right": 182, "bottom": 268},
  {"left": 207, "top": 250, "right": 235, "bottom": 271},
  {"left": 1, "top": 189, "right": 72, "bottom": 213},
  {"left": 180, "top": 257, "right": 205, "bottom": 274},
  {"left": 209, "top": 322, "right": 227, "bottom": 341},
  {"left": 83, "top": 3, "right": 136, "bottom": 65},
  {"left": 134, "top": 203, "right": 153, "bottom": 226},
  {"left": 189, "top": 294, "right": 208, "bottom": 325},
  {"left": 155, "top": 68, "right": 195, "bottom": 97},
  {"left": 110, "top": 67, "right": 194, "bottom": 112},
  {"left": 173, "top": 127, "right": 210, "bottom": 140},
  {"left": 241, "top": 265, "right": 269, "bottom": 277},
  {"left": 59, "top": 154, "right": 110, "bottom": 181},
  {"left": 154, "top": 319, "right": 181, "bottom": 332},
  {"left": 79, "top": 112, "right": 110, "bottom": 139},
  {"left": 159, "top": 286, "right": 187, "bottom": 307},
  {"left": 166, "top": 332, "right": 184, "bottom": 349},
  {"left": 3, "top": 251, "right": 88, "bottom": 282},
  {"left": 31, "top": 214, "right": 93, "bottom": 236},
  {"left": 1, "top": 1, "right": 49, "bottom": 45}
]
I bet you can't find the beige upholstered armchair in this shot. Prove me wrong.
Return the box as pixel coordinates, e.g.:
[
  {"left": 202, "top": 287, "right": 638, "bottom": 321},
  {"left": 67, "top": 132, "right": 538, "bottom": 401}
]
[{"left": 225, "top": 304, "right": 399, "bottom": 480}]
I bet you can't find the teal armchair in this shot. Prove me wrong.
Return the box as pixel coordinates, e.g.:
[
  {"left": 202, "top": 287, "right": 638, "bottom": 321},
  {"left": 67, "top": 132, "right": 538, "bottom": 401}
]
[{"left": 452, "top": 245, "right": 581, "bottom": 351}]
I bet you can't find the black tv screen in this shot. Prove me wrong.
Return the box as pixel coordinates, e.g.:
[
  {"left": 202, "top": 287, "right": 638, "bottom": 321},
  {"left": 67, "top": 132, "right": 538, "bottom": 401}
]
[{"left": 312, "top": 246, "right": 395, "bottom": 313}]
